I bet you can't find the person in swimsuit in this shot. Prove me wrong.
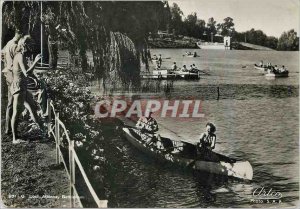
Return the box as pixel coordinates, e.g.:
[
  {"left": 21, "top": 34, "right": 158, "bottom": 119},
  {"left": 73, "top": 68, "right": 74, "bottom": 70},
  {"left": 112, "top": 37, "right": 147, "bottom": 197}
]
[{"left": 11, "top": 35, "right": 43, "bottom": 144}]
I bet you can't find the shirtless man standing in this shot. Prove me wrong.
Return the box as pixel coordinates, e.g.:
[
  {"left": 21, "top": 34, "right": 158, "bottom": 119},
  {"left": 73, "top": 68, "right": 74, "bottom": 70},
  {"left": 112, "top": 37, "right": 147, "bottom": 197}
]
[{"left": 2, "top": 31, "right": 22, "bottom": 135}]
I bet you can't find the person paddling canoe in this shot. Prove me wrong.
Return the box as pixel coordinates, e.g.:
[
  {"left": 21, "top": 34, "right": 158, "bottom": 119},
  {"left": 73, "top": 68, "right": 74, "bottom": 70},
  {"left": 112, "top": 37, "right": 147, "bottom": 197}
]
[
  {"left": 197, "top": 122, "right": 217, "bottom": 160},
  {"left": 136, "top": 109, "right": 158, "bottom": 134},
  {"left": 135, "top": 109, "right": 163, "bottom": 148}
]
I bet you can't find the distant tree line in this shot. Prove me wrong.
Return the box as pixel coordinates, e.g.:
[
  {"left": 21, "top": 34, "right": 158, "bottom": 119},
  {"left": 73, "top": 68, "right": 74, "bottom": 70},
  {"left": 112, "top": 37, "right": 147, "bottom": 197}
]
[
  {"left": 158, "top": 2, "right": 299, "bottom": 51},
  {"left": 233, "top": 29, "right": 299, "bottom": 51},
  {"left": 158, "top": 3, "right": 235, "bottom": 41}
]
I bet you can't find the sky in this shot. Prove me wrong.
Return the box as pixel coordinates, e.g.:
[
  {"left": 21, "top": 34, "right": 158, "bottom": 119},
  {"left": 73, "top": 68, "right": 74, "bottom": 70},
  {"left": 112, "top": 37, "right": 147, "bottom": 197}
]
[{"left": 169, "top": 0, "right": 300, "bottom": 37}]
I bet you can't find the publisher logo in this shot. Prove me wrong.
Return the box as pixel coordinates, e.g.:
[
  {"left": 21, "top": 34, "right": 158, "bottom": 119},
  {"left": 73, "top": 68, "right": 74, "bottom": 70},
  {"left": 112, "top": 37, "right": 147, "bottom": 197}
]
[{"left": 251, "top": 187, "right": 282, "bottom": 204}]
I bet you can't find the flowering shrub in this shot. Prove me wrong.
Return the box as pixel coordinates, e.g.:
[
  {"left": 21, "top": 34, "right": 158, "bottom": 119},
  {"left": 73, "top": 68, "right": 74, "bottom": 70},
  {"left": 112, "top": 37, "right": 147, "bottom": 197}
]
[{"left": 46, "top": 71, "right": 107, "bottom": 176}]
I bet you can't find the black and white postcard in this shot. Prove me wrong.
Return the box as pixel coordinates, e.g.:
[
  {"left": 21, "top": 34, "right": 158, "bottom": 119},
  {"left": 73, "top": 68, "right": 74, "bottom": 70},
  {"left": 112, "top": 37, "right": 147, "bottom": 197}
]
[{"left": 1, "top": 0, "right": 299, "bottom": 208}]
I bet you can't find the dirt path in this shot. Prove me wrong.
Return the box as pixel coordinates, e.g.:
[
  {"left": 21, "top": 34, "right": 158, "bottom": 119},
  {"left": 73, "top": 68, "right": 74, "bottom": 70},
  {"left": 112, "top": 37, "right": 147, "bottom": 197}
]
[{"left": 1, "top": 132, "right": 71, "bottom": 208}]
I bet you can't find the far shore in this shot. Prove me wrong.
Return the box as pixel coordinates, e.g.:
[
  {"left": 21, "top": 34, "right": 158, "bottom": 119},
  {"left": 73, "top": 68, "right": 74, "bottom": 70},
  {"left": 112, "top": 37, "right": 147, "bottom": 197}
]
[{"left": 148, "top": 37, "right": 276, "bottom": 51}]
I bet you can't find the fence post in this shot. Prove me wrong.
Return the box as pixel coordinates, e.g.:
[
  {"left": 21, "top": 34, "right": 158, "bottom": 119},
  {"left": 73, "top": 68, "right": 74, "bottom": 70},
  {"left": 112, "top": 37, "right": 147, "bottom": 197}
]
[
  {"left": 47, "top": 99, "right": 52, "bottom": 137},
  {"left": 69, "top": 140, "right": 75, "bottom": 207},
  {"left": 55, "top": 112, "right": 60, "bottom": 164},
  {"left": 97, "top": 200, "right": 108, "bottom": 208}
]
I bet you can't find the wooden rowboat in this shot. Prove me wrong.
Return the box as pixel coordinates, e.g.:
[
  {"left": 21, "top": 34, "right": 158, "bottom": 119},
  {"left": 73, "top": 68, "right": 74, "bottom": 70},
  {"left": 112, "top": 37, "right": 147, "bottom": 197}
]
[
  {"left": 265, "top": 71, "right": 289, "bottom": 78},
  {"left": 174, "top": 71, "right": 199, "bottom": 79},
  {"left": 142, "top": 69, "right": 200, "bottom": 80},
  {"left": 122, "top": 127, "right": 253, "bottom": 180}
]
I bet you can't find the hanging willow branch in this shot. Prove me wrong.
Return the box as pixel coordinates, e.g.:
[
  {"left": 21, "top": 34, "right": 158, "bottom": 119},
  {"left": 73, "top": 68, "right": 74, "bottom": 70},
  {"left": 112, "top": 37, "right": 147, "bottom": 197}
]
[{"left": 2, "top": 1, "right": 166, "bottom": 92}]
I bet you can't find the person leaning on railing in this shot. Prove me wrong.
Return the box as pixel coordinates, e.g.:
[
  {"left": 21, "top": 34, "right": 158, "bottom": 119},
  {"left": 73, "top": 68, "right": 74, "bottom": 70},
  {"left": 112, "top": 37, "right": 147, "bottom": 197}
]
[{"left": 10, "top": 35, "right": 45, "bottom": 143}]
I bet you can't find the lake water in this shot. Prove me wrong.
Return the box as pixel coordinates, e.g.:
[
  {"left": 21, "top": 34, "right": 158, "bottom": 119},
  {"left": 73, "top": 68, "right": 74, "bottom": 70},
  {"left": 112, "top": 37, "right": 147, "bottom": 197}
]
[{"left": 88, "top": 49, "right": 299, "bottom": 207}]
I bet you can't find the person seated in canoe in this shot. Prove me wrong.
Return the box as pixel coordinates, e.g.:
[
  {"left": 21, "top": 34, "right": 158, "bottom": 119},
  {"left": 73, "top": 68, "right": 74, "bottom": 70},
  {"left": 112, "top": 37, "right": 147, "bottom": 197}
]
[
  {"left": 197, "top": 122, "right": 217, "bottom": 160},
  {"left": 135, "top": 109, "right": 159, "bottom": 144},
  {"left": 189, "top": 64, "right": 198, "bottom": 73},
  {"left": 186, "top": 51, "right": 192, "bottom": 56},
  {"left": 279, "top": 65, "right": 288, "bottom": 73},
  {"left": 171, "top": 62, "right": 177, "bottom": 72},
  {"left": 181, "top": 65, "right": 188, "bottom": 72},
  {"left": 273, "top": 65, "right": 279, "bottom": 73},
  {"left": 193, "top": 52, "right": 197, "bottom": 57},
  {"left": 259, "top": 60, "right": 264, "bottom": 67},
  {"left": 268, "top": 64, "right": 276, "bottom": 73}
]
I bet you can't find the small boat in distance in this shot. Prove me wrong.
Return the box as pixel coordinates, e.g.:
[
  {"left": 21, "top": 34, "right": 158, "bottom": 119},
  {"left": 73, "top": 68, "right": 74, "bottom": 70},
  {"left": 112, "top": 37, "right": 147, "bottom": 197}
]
[
  {"left": 184, "top": 51, "right": 199, "bottom": 57},
  {"left": 254, "top": 64, "right": 268, "bottom": 71},
  {"left": 122, "top": 127, "right": 253, "bottom": 180},
  {"left": 265, "top": 71, "right": 289, "bottom": 78}
]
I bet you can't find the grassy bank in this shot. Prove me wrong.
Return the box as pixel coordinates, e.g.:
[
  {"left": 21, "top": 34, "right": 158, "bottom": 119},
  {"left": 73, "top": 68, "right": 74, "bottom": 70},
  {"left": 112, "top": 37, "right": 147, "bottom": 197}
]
[
  {"left": 1, "top": 74, "right": 71, "bottom": 207},
  {"left": 1, "top": 127, "right": 70, "bottom": 207},
  {"left": 148, "top": 37, "right": 198, "bottom": 48}
]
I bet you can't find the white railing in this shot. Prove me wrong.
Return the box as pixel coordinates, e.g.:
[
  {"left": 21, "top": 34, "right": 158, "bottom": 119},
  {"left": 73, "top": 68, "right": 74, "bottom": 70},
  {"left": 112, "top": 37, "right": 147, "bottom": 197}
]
[{"left": 46, "top": 99, "right": 108, "bottom": 208}]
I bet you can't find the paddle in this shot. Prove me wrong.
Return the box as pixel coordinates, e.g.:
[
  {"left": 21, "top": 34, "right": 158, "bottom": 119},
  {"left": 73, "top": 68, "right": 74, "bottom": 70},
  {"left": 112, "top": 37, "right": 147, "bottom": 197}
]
[
  {"left": 197, "top": 69, "right": 210, "bottom": 75},
  {"left": 122, "top": 124, "right": 156, "bottom": 138},
  {"left": 123, "top": 124, "right": 137, "bottom": 129},
  {"left": 123, "top": 122, "right": 189, "bottom": 149},
  {"left": 161, "top": 145, "right": 185, "bottom": 153}
]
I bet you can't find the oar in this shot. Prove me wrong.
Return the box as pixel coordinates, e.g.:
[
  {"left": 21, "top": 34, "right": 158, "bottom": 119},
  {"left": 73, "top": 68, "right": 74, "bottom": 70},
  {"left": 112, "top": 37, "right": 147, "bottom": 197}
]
[
  {"left": 123, "top": 123, "right": 192, "bottom": 149},
  {"left": 198, "top": 69, "right": 210, "bottom": 75},
  {"left": 161, "top": 145, "right": 184, "bottom": 153},
  {"left": 123, "top": 124, "right": 156, "bottom": 137},
  {"left": 123, "top": 124, "right": 137, "bottom": 129}
]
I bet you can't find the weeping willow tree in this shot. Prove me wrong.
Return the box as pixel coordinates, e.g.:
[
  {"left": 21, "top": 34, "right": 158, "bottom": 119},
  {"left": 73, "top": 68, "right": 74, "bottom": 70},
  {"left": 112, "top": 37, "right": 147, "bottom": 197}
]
[
  {"left": 2, "top": 1, "right": 42, "bottom": 51},
  {"left": 2, "top": 1, "right": 168, "bottom": 92}
]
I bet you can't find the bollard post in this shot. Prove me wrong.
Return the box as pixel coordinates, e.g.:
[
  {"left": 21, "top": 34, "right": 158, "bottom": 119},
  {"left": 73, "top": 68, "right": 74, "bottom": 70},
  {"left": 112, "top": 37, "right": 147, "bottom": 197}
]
[
  {"left": 47, "top": 99, "right": 51, "bottom": 137},
  {"left": 55, "top": 112, "right": 60, "bottom": 164}
]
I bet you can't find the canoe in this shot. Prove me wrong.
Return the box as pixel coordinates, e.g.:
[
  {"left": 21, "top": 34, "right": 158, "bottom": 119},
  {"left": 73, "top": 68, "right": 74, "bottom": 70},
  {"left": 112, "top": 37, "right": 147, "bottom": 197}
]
[
  {"left": 122, "top": 127, "right": 253, "bottom": 180},
  {"left": 186, "top": 54, "right": 198, "bottom": 58},
  {"left": 265, "top": 71, "right": 289, "bottom": 78},
  {"left": 254, "top": 64, "right": 268, "bottom": 71},
  {"left": 174, "top": 71, "right": 200, "bottom": 79}
]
